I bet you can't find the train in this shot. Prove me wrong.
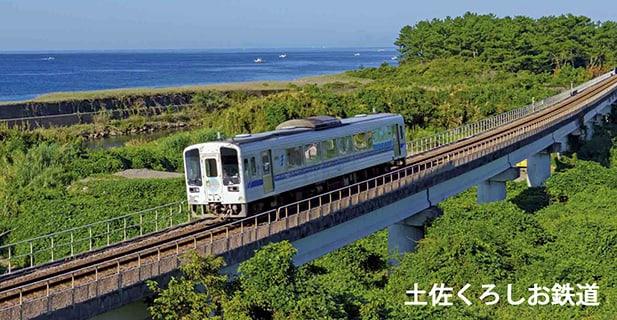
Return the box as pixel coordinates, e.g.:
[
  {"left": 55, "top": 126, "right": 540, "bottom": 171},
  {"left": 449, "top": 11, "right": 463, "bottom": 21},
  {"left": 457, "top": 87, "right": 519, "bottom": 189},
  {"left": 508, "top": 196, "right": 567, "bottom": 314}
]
[{"left": 183, "top": 113, "right": 407, "bottom": 217}]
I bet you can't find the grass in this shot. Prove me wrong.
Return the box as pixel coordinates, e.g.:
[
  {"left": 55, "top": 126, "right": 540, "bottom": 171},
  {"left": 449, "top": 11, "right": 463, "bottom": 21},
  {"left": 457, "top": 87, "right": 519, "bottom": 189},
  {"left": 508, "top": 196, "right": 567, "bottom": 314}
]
[{"left": 0, "top": 73, "right": 370, "bottom": 105}]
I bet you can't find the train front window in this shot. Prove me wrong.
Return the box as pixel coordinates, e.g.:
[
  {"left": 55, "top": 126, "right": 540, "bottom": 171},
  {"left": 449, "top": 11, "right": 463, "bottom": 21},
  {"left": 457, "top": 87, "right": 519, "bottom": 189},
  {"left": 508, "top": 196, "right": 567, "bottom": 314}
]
[
  {"left": 221, "top": 147, "right": 240, "bottom": 185},
  {"left": 185, "top": 149, "right": 202, "bottom": 186},
  {"left": 204, "top": 158, "right": 218, "bottom": 177}
]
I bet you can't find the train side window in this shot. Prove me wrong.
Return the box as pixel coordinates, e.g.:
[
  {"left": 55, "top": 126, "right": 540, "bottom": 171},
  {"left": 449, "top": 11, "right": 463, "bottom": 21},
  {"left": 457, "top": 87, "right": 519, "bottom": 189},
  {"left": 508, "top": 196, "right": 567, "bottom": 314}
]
[
  {"left": 373, "top": 127, "right": 384, "bottom": 143},
  {"left": 322, "top": 139, "right": 337, "bottom": 159},
  {"left": 399, "top": 126, "right": 404, "bottom": 140},
  {"left": 250, "top": 157, "right": 257, "bottom": 176},
  {"left": 304, "top": 143, "right": 320, "bottom": 164},
  {"left": 366, "top": 131, "right": 374, "bottom": 148},
  {"left": 353, "top": 132, "right": 373, "bottom": 151},
  {"left": 261, "top": 152, "right": 271, "bottom": 174},
  {"left": 204, "top": 158, "right": 218, "bottom": 177},
  {"left": 337, "top": 136, "right": 352, "bottom": 155},
  {"left": 243, "top": 158, "right": 250, "bottom": 176},
  {"left": 286, "top": 146, "right": 303, "bottom": 169}
]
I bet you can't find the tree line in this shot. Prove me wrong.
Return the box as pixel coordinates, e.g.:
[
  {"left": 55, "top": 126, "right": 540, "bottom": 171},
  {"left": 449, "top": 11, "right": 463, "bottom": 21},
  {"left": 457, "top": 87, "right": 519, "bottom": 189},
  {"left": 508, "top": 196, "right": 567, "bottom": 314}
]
[{"left": 395, "top": 13, "right": 617, "bottom": 73}]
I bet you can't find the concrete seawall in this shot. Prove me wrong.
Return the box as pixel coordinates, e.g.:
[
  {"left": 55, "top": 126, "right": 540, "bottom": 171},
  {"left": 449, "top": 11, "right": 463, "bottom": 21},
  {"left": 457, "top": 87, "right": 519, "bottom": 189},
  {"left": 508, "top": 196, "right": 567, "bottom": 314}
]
[{"left": 0, "top": 89, "right": 285, "bottom": 128}]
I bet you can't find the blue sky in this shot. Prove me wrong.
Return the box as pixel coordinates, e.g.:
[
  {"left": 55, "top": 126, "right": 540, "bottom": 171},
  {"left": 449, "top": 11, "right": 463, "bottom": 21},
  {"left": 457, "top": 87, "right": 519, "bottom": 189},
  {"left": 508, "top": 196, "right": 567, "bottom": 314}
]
[{"left": 0, "top": 0, "right": 615, "bottom": 51}]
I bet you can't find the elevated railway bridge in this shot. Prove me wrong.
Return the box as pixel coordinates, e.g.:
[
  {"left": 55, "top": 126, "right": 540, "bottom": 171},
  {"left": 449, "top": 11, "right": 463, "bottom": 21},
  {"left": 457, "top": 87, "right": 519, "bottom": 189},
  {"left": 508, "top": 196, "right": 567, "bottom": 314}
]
[{"left": 1, "top": 70, "right": 617, "bottom": 319}]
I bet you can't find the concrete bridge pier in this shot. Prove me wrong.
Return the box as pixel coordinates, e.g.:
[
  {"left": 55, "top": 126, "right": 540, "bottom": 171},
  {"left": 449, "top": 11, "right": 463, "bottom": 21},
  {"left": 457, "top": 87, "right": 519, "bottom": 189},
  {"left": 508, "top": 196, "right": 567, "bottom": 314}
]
[
  {"left": 526, "top": 150, "right": 551, "bottom": 187},
  {"left": 387, "top": 207, "right": 441, "bottom": 263},
  {"left": 582, "top": 113, "right": 608, "bottom": 140},
  {"left": 554, "top": 136, "right": 570, "bottom": 160},
  {"left": 585, "top": 120, "right": 596, "bottom": 141},
  {"left": 476, "top": 167, "right": 520, "bottom": 204}
]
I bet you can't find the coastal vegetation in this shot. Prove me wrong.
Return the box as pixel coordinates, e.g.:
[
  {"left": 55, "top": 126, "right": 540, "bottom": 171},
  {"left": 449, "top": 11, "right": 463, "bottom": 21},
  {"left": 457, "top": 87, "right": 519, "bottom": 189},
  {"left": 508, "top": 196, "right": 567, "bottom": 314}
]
[
  {"left": 396, "top": 12, "right": 617, "bottom": 73},
  {"left": 0, "top": 12, "right": 617, "bottom": 319}
]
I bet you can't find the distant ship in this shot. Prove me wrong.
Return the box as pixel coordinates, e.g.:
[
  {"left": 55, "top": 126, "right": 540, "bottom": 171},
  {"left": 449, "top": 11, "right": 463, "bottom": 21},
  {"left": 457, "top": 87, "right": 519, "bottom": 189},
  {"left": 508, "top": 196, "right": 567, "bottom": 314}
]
[
  {"left": 41, "top": 57, "right": 55, "bottom": 61},
  {"left": 354, "top": 53, "right": 361, "bottom": 56},
  {"left": 377, "top": 49, "right": 386, "bottom": 52},
  {"left": 391, "top": 56, "right": 398, "bottom": 60},
  {"left": 279, "top": 53, "right": 287, "bottom": 58},
  {"left": 254, "top": 58, "right": 264, "bottom": 63}
]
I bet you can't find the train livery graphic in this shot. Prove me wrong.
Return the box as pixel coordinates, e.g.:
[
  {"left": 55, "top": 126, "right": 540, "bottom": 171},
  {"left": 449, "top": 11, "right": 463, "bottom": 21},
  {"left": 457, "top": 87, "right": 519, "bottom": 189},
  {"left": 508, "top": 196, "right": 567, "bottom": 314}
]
[{"left": 183, "top": 113, "right": 406, "bottom": 217}]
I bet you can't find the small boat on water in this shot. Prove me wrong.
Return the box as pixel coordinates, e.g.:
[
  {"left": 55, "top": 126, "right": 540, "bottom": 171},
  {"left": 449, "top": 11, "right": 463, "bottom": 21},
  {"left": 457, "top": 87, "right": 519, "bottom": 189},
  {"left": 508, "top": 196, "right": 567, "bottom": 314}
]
[
  {"left": 391, "top": 56, "right": 398, "bottom": 60},
  {"left": 354, "top": 53, "right": 361, "bottom": 56},
  {"left": 42, "top": 56, "right": 55, "bottom": 61},
  {"left": 377, "top": 49, "right": 386, "bottom": 52},
  {"left": 279, "top": 53, "right": 287, "bottom": 58},
  {"left": 254, "top": 58, "right": 264, "bottom": 63}
]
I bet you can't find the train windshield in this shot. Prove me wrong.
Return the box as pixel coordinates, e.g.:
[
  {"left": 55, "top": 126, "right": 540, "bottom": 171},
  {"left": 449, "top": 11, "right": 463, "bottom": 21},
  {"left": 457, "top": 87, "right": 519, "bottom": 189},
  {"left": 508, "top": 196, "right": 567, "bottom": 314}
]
[
  {"left": 184, "top": 149, "right": 202, "bottom": 186},
  {"left": 221, "top": 147, "right": 240, "bottom": 185}
]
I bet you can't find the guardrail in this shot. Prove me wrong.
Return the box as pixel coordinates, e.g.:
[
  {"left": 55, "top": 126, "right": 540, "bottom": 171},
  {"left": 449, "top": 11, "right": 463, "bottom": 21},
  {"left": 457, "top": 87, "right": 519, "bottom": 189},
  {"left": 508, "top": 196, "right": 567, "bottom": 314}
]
[
  {"left": 3, "top": 71, "right": 615, "bottom": 320},
  {"left": 407, "top": 70, "right": 615, "bottom": 154},
  {"left": 0, "top": 202, "right": 189, "bottom": 275}
]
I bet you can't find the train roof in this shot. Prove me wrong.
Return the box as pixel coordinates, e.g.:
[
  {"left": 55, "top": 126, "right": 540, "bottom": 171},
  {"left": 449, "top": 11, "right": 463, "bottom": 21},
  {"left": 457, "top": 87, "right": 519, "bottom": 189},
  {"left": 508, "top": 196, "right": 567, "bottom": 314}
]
[
  {"left": 228, "top": 113, "right": 398, "bottom": 145},
  {"left": 184, "top": 113, "right": 401, "bottom": 153}
]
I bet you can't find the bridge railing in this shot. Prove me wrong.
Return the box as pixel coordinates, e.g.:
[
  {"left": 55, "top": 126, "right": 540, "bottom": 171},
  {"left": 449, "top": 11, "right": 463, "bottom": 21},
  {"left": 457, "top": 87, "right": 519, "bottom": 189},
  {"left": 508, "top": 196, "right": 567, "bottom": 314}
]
[
  {"left": 406, "top": 70, "right": 616, "bottom": 155},
  {"left": 2, "top": 72, "right": 616, "bottom": 320},
  {"left": 0, "top": 201, "right": 189, "bottom": 275}
]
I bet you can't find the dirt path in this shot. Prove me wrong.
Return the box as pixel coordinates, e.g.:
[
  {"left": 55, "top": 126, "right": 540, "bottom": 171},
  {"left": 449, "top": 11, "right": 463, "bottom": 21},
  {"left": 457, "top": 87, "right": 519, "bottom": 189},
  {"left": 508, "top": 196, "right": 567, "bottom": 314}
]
[{"left": 113, "top": 169, "right": 183, "bottom": 179}]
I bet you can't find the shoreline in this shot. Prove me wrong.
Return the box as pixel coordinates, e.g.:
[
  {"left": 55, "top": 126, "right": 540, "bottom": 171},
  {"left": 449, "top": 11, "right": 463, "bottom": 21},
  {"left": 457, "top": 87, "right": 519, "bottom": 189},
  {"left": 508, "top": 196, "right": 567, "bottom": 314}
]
[
  {"left": 0, "top": 72, "right": 369, "bottom": 106},
  {"left": 0, "top": 72, "right": 370, "bottom": 130}
]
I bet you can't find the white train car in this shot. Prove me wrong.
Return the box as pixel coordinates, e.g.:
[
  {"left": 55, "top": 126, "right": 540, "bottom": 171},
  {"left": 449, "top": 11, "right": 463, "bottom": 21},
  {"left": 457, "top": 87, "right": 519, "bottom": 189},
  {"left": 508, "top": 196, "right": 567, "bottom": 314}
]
[{"left": 183, "top": 113, "right": 406, "bottom": 217}]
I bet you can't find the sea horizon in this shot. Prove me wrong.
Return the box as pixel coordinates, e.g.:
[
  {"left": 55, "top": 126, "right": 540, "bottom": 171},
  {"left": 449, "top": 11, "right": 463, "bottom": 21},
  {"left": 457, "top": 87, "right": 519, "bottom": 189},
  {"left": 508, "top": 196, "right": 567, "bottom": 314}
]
[
  {"left": 0, "top": 47, "right": 397, "bottom": 101},
  {"left": 0, "top": 46, "right": 395, "bottom": 55}
]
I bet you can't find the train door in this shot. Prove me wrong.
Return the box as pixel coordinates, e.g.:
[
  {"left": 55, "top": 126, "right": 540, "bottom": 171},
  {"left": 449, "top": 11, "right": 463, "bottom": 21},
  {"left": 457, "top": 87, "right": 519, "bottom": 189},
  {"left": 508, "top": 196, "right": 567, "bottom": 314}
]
[
  {"left": 261, "top": 150, "right": 274, "bottom": 193},
  {"left": 203, "top": 156, "right": 221, "bottom": 200},
  {"left": 393, "top": 124, "right": 402, "bottom": 157}
]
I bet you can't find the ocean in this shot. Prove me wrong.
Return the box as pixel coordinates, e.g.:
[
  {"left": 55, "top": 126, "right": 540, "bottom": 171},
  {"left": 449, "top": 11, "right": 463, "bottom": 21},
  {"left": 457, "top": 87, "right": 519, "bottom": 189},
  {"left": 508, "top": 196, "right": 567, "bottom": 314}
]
[{"left": 0, "top": 48, "right": 398, "bottom": 101}]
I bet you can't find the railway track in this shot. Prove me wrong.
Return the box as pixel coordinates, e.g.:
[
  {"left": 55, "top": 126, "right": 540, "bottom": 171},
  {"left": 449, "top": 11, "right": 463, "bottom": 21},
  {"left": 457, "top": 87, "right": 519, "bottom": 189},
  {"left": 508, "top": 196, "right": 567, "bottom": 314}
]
[
  {"left": 409, "top": 79, "right": 616, "bottom": 170},
  {"left": 1, "top": 73, "right": 616, "bottom": 319}
]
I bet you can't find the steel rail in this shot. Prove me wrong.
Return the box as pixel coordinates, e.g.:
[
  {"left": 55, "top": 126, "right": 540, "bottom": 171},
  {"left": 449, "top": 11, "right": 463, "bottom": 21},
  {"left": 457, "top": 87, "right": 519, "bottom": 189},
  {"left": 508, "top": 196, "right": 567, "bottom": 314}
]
[
  {"left": 0, "top": 202, "right": 190, "bottom": 275},
  {"left": 406, "top": 71, "right": 614, "bottom": 154}
]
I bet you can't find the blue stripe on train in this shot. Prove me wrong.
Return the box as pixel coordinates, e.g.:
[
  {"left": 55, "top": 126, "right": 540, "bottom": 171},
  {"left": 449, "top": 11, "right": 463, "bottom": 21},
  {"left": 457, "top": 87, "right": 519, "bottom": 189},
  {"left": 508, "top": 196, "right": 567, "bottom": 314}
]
[{"left": 246, "top": 140, "right": 402, "bottom": 189}]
